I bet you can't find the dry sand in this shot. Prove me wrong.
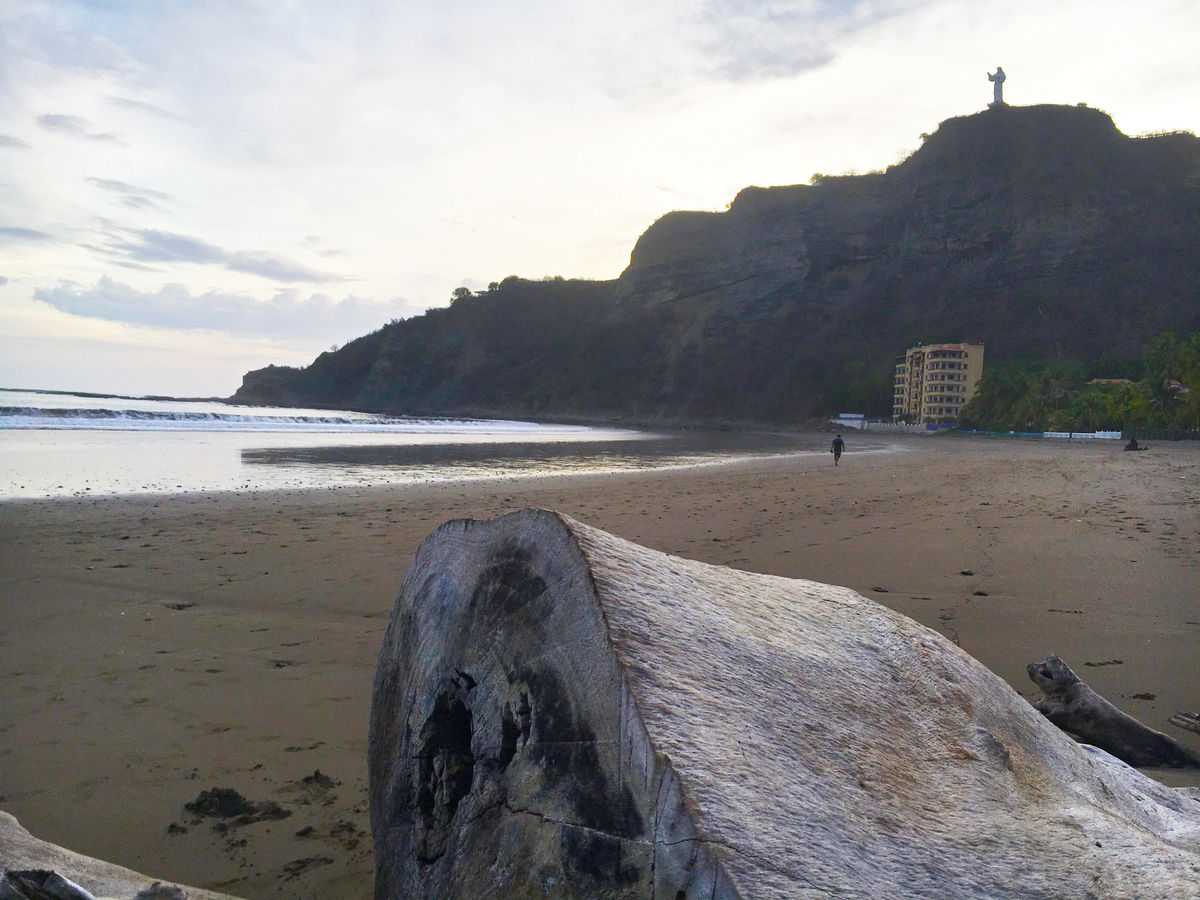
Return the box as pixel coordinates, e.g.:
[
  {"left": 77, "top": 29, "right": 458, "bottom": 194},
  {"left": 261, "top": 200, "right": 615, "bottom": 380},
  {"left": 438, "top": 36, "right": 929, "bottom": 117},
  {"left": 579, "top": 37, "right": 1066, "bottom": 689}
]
[{"left": 1, "top": 434, "right": 1198, "bottom": 898}]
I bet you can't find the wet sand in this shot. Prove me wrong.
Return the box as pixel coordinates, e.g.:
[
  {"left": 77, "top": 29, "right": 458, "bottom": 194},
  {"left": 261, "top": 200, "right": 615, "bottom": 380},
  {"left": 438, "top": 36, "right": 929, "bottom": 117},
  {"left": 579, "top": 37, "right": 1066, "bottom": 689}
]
[{"left": 1, "top": 434, "right": 1198, "bottom": 897}]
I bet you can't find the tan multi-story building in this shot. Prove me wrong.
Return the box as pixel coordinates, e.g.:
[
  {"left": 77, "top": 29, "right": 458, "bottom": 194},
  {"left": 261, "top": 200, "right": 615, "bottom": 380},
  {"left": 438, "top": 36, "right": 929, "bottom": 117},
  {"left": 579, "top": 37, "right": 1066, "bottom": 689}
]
[{"left": 893, "top": 343, "right": 985, "bottom": 424}]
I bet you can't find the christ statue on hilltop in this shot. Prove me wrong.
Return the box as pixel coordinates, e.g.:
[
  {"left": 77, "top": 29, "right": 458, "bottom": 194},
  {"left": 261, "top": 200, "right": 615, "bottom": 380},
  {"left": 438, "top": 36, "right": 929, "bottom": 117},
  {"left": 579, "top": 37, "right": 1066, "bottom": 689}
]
[{"left": 988, "top": 67, "right": 1006, "bottom": 106}]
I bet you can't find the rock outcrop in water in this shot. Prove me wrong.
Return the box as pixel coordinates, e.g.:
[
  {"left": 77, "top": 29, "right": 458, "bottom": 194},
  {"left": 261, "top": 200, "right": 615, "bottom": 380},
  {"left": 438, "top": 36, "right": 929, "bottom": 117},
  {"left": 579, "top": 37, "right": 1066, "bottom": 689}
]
[{"left": 370, "top": 509, "right": 1200, "bottom": 899}]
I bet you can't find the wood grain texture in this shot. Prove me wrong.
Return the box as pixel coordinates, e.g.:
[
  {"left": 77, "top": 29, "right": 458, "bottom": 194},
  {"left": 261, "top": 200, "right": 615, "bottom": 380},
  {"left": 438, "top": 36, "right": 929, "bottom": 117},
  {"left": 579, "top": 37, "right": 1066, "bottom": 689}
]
[
  {"left": 370, "top": 509, "right": 1200, "bottom": 899},
  {"left": 0, "top": 811, "right": 239, "bottom": 900}
]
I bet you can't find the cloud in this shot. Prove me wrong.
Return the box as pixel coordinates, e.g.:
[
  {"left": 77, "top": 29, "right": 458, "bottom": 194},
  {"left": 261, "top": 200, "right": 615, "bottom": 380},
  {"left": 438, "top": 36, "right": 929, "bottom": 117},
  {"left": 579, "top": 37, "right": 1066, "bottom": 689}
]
[
  {"left": 4, "top": 12, "right": 133, "bottom": 75},
  {"left": 111, "top": 230, "right": 224, "bottom": 265},
  {"left": 0, "top": 226, "right": 55, "bottom": 244},
  {"left": 33, "top": 277, "right": 397, "bottom": 340},
  {"left": 108, "top": 96, "right": 182, "bottom": 120},
  {"left": 86, "top": 177, "right": 173, "bottom": 210},
  {"left": 36, "top": 113, "right": 118, "bottom": 142},
  {"left": 693, "top": 0, "right": 913, "bottom": 81},
  {"left": 0, "top": 276, "right": 8, "bottom": 285},
  {"left": 98, "top": 229, "right": 344, "bottom": 284},
  {"left": 0, "top": 134, "right": 30, "bottom": 149},
  {"left": 224, "top": 253, "right": 341, "bottom": 283}
]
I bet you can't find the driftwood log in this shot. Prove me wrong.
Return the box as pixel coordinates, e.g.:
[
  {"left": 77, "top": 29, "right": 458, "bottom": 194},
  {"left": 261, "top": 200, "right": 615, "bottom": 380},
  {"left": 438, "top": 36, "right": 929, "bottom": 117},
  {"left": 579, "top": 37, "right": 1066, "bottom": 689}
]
[
  {"left": 1027, "top": 655, "right": 1200, "bottom": 769},
  {"left": 0, "top": 811, "right": 237, "bottom": 900},
  {"left": 369, "top": 509, "right": 1200, "bottom": 899}
]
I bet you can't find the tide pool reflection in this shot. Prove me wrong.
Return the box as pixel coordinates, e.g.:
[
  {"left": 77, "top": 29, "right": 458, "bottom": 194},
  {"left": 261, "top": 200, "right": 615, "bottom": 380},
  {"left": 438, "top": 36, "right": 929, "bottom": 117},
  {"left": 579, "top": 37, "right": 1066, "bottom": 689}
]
[{"left": 240, "top": 430, "right": 834, "bottom": 482}]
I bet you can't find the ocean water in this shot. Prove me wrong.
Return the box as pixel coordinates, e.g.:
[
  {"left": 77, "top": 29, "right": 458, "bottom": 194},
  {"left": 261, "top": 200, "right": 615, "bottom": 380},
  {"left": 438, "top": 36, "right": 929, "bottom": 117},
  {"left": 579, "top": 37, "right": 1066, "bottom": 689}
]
[{"left": 0, "top": 389, "right": 823, "bottom": 499}]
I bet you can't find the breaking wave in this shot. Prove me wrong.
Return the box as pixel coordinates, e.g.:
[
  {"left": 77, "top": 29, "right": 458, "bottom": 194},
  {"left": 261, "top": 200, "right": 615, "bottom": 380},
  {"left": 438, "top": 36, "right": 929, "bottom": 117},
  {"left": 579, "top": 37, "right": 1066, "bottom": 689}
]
[{"left": 0, "top": 389, "right": 585, "bottom": 434}]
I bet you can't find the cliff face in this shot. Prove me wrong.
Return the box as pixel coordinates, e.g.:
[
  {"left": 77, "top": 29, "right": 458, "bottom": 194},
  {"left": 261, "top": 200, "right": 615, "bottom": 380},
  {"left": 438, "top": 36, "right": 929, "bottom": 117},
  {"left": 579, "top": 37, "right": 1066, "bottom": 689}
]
[{"left": 233, "top": 104, "right": 1200, "bottom": 422}]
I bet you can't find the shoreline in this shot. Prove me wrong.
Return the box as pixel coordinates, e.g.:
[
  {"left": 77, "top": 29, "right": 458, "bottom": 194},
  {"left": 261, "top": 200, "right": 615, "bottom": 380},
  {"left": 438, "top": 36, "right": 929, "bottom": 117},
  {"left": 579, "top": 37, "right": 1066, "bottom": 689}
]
[
  {"left": 0, "top": 423, "right": 844, "bottom": 502},
  {"left": 2, "top": 435, "right": 1198, "bottom": 897}
]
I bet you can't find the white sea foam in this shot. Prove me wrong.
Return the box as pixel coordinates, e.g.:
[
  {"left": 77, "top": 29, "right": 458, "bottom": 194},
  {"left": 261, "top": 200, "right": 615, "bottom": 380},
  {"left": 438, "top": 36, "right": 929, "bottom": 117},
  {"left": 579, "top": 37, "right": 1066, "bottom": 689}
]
[{"left": 0, "top": 389, "right": 600, "bottom": 434}]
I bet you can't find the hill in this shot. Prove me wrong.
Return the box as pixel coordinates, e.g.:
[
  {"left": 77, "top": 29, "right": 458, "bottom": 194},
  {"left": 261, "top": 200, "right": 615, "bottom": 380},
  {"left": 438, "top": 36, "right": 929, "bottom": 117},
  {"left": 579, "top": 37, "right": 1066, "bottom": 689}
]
[{"left": 232, "top": 104, "right": 1200, "bottom": 423}]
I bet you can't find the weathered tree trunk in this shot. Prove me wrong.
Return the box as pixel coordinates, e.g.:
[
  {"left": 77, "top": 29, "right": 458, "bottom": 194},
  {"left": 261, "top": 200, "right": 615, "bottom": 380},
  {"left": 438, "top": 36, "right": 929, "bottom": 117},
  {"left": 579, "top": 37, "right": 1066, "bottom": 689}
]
[
  {"left": 368, "top": 511, "right": 734, "bottom": 899},
  {"left": 1027, "top": 655, "right": 1200, "bottom": 768},
  {"left": 0, "top": 811, "right": 238, "bottom": 900},
  {"left": 370, "top": 510, "right": 1200, "bottom": 899}
]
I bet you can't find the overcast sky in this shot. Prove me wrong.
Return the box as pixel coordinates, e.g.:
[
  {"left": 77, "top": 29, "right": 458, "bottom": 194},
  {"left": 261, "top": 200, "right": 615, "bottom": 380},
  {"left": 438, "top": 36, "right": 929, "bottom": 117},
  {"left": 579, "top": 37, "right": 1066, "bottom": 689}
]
[{"left": 1, "top": 0, "right": 1197, "bottom": 397}]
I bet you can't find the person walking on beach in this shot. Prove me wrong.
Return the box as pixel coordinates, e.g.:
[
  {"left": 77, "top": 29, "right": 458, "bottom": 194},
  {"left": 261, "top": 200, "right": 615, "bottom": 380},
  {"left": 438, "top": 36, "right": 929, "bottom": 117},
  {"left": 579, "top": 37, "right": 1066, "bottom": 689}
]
[{"left": 831, "top": 434, "right": 845, "bottom": 465}]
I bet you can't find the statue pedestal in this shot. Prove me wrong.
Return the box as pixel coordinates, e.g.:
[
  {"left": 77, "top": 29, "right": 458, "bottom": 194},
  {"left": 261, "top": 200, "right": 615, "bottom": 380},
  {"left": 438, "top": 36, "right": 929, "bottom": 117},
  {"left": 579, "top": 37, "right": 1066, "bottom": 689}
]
[{"left": 988, "top": 101, "right": 1007, "bottom": 109}]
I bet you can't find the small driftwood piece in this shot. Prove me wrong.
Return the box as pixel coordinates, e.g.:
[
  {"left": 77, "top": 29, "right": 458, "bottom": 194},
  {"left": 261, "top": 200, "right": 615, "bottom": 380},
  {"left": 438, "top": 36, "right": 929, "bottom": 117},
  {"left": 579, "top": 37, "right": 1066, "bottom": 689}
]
[
  {"left": 1169, "top": 712, "right": 1200, "bottom": 735},
  {"left": 0, "top": 812, "right": 239, "bottom": 900},
  {"left": 1027, "top": 655, "right": 1200, "bottom": 768},
  {"left": 0, "top": 870, "right": 98, "bottom": 900}
]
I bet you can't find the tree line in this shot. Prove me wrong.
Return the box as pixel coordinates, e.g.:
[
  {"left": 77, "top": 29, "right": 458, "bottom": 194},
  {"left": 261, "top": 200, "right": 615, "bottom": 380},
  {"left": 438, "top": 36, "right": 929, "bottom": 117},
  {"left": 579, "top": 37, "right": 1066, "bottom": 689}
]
[{"left": 959, "top": 331, "right": 1200, "bottom": 433}]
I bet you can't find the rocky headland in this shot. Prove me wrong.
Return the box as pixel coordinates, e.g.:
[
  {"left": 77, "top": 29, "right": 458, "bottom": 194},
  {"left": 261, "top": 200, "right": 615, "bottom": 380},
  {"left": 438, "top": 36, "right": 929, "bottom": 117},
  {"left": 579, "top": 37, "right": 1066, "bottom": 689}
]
[{"left": 233, "top": 103, "right": 1200, "bottom": 423}]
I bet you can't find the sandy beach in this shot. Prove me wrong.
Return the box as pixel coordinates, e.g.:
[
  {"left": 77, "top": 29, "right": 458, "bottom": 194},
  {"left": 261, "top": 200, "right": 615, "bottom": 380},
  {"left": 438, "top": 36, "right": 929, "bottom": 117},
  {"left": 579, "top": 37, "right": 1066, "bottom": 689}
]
[{"left": 2, "top": 434, "right": 1198, "bottom": 898}]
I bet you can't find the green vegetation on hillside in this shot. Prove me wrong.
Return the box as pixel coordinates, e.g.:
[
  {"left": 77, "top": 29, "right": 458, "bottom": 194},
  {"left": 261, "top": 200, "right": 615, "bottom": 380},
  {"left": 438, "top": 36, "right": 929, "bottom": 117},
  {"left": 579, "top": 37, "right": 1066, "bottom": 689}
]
[{"left": 960, "top": 331, "right": 1200, "bottom": 432}]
